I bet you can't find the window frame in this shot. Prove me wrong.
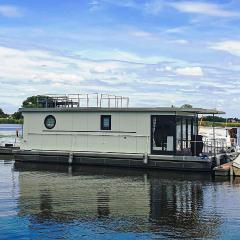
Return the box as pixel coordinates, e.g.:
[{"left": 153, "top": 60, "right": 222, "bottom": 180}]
[
  {"left": 101, "top": 115, "right": 111, "bottom": 131},
  {"left": 44, "top": 115, "right": 56, "bottom": 129}
]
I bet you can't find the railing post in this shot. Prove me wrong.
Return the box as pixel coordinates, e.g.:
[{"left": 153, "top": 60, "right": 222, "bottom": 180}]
[{"left": 212, "top": 114, "right": 219, "bottom": 166}]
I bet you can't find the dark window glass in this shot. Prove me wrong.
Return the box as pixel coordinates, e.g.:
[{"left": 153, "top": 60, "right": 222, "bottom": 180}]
[
  {"left": 176, "top": 116, "right": 198, "bottom": 156},
  {"left": 44, "top": 115, "right": 56, "bottom": 129},
  {"left": 101, "top": 115, "right": 111, "bottom": 130},
  {"left": 151, "top": 115, "right": 175, "bottom": 154}
]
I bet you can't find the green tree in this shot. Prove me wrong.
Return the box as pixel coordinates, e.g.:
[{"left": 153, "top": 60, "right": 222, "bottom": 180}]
[
  {"left": 0, "top": 108, "right": 8, "bottom": 118},
  {"left": 11, "top": 95, "right": 48, "bottom": 120},
  {"left": 22, "top": 95, "right": 51, "bottom": 108},
  {"left": 181, "top": 104, "right": 193, "bottom": 109},
  {"left": 22, "top": 96, "right": 39, "bottom": 108},
  {"left": 12, "top": 111, "right": 23, "bottom": 120}
]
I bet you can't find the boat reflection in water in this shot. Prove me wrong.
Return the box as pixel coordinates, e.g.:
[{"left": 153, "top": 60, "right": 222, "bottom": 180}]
[{"left": 14, "top": 162, "right": 221, "bottom": 239}]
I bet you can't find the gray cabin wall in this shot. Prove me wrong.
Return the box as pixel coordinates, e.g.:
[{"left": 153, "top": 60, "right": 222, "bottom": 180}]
[
  {"left": 21, "top": 111, "right": 195, "bottom": 154},
  {"left": 22, "top": 111, "right": 154, "bottom": 153}
]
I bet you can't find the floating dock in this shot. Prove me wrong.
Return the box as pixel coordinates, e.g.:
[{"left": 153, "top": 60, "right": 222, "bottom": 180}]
[{"left": 0, "top": 146, "right": 20, "bottom": 155}]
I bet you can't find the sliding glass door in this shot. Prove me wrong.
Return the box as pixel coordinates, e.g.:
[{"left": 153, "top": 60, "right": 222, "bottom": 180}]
[
  {"left": 176, "top": 116, "right": 198, "bottom": 156},
  {"left": 151, "top": 115, "right": 198, "bottom": 155},
  {"left": 151, "top": 115, "right": 176, "bottom": 155}
]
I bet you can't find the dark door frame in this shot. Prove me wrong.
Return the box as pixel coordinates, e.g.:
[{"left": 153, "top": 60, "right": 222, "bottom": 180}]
[{"left": 150, "top": 115, "right": 177, "bottom": 155}]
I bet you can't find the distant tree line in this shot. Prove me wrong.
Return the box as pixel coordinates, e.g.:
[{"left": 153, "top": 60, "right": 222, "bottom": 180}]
[
  {"left": 203, "top": 116, "right": 227, "bottom": 122},
  {"left": 0, "top": 107, "right": 23, "bottom": 123},
  {"left": 0, "top": 107, "right": 23, "bottom": 120},
  {"left": 202, "top": 116, "right": 240, "bottom": 123}
]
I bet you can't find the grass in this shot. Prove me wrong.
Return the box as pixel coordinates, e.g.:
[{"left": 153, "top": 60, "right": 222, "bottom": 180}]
[{"left": 0, "top": 118, "right": 23, "bottom": 124}]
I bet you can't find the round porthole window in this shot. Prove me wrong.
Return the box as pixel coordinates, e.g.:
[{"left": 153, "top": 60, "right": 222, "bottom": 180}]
[{"left": 44, "top": 115, "right": 56, "bottom": 129}]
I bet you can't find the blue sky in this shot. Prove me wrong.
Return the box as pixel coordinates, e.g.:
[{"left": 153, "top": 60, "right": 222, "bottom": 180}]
[{"left": 0, "top": 0, "right": 240, "bottom": 116}]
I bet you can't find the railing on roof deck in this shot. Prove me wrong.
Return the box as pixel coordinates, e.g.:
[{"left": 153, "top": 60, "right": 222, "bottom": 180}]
[{"left": 36, "top": 93, "right": 130, "bottom": 108}]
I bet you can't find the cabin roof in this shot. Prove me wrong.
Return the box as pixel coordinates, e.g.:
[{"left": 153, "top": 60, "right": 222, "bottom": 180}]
[{"left": 19, "top": 107, "right": 225, "bottom": 115}]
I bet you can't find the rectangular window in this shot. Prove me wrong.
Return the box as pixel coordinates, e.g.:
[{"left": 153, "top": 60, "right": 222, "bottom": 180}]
[{"left": 101, "top": 115, "right": 111, "bottom": 130}]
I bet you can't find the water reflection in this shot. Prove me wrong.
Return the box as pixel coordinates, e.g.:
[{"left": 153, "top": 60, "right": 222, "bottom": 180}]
[
  {"left": 13, "top": 162, "right": 223, "bottom": 239},
  {"left": 149, "top": 178, "right": 219, "bottom": 238},
  {"left": 34, "top": 191, "right": 53, "bottom": 223},
  {"left": 97, "top": 190, "right": 110, "bottom": 218}
]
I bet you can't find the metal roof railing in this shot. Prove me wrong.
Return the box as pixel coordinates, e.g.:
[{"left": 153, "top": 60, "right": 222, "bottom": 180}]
[{"left": 37, "top": 93, "right": 130, "bottom": 108}]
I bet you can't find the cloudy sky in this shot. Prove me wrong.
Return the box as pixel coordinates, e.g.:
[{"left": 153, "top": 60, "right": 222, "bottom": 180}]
[{"left": 0, "top": 0, "right": 240, "bottom": 116}]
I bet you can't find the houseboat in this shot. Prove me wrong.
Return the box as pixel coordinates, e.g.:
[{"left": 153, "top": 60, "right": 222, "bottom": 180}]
[{"left": 15, "top": 94, "right": 225, "bottom": 171}]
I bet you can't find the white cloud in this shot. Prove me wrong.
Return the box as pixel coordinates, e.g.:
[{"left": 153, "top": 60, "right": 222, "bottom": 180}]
[
  {"left": 91, "top": 0, "right": 138, "bottom": 9},
  {"left": 165, "top": 66, "right": 172, "bottom": 71},
  {"left": 171, "top": 39, "right": 189, "bottom": 45},
  {"left": 144, "top": 0, "right": 165, "bottom": 15},
  {"left": 126, "top": 1, "right": 239, "bottom": 18},
  {"left": 88, "top": 0, "right": 238, "bottom": 20},
  {"left": 171, "top": 1, "right": 238, "bottom": 17},
  {"left": 129, "top": 30, "right": 152, "bottom": 38},
  {"left": 89, "top": 0, "right": 99, "bottom": 6},
  {"left": 0, "top": 45, "right": 238, "bottom": 115},
  {"left": 76, "top": 49, "right": 182, "bottom": 64},
  {"left": 0, "top": 5, "right": 23, "bottom": 17},
  {"left": 175, "top": 67, "right": 203, "bottom": 76},
  {"left": 0, "top": 46, "right": 125, "bottom": 82},
  {"left": 166, "top": 27, "right": 186, "bottom": 34},
  {"left": 210, "top": 41, "right": 240, "bottom": 56}
]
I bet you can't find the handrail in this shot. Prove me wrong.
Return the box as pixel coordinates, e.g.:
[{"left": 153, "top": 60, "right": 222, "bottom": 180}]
[
  {"left": 177, "top": 139, "right": 228, "bottom": 157},
  {"left": 37, "top": 93, "right": 130, "bottom": 108}
]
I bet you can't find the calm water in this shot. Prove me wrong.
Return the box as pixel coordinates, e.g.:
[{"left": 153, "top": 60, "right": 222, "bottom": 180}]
[
  {"left": 0, "top": 124, "right": 22, "bottom": 146},
  {"left": 0, "top": 159, "right": 240, "bottom": 240}
]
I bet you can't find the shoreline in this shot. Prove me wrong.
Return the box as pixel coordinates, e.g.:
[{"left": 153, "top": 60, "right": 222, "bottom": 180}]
[{"left": 0, "top": 118, "right": 23, "bottom": 124}]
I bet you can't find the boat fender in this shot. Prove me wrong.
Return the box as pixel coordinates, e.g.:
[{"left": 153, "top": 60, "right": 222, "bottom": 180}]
[
  {"left": 68, "top": 152, "right": 73, "bottom": 165},
  {"left": 143, "top": 153, "right": 148, "bottom": 164}
]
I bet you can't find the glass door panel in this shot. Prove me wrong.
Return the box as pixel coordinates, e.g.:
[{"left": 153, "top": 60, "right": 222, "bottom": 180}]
[
  {"left": 151, "top": 116, "right": 176, "bottom": 155},
  {"left": 176, "top": 116, "right": 198, "bottom": 156}
]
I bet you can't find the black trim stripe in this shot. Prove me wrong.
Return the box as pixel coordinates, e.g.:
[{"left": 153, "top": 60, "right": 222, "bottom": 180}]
[{"left": 43, "top": 130, "right": 137, "bottom": 134}]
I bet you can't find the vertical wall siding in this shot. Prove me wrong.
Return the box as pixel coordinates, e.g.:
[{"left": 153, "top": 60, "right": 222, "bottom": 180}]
[{"left": 22, "top": 111, "right": 152, "bottom": 154}]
